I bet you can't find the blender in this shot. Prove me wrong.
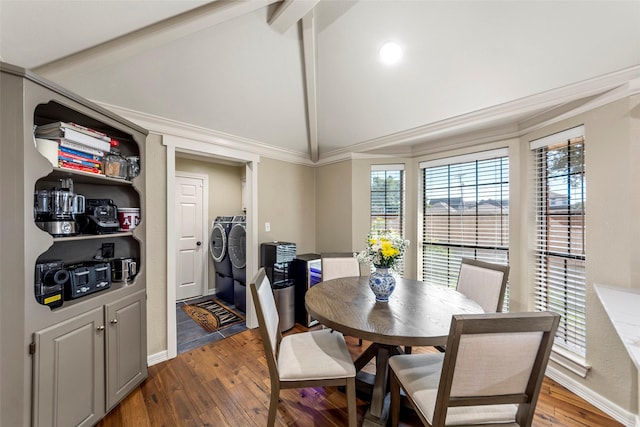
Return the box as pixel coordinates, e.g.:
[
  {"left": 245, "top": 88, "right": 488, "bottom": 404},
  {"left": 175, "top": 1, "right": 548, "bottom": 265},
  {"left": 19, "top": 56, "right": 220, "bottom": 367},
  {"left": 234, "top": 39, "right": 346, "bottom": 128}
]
[{"left": 34, "top": 178, "right": 85, "bottom": 236}]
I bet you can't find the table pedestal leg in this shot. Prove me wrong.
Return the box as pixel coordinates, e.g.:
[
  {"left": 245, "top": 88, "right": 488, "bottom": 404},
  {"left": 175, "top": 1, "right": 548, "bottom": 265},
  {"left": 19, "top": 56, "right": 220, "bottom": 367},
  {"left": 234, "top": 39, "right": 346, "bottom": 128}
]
[
  {"left": 353, "top": 343, "right": 402, "bottom": 426},
  {"left": 369, "top": 346, "right": 390, "bottom": 417}
]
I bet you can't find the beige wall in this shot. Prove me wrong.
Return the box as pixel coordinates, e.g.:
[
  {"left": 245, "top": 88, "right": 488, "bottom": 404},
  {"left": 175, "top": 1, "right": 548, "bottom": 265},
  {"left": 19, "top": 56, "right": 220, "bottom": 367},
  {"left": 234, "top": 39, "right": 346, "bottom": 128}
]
[
  {"left": 175, "top": 157, "right": 244, "bottom": 292},
  {"left": 257, "top": 157, "right": 316, "bottom": 255},
  {"left": 316, "top": 160, "right": 353, "bottom": 253}
]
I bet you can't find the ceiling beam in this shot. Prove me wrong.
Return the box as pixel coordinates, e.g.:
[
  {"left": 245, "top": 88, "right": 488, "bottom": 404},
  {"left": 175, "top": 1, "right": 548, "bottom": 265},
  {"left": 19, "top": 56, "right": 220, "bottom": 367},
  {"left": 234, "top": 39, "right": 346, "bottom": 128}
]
[
  {"left": 301, "top": 10, "right": 319, "bottom": 163},
  {"left": 34, "top": 0, "right": 280, "bottom": 81},
  {"left": 269, "top": 0, "right": 320, "bottom": 33}
]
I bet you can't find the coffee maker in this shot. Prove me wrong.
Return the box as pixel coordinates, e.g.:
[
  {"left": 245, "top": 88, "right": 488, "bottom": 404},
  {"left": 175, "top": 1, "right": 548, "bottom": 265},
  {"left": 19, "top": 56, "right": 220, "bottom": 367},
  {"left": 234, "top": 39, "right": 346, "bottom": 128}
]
[
  {"left": 34, "top": 178, "right": 85, "bottom": 236},
  {"left": 81, "top": 198, "right": 120, "bottom": 234}
]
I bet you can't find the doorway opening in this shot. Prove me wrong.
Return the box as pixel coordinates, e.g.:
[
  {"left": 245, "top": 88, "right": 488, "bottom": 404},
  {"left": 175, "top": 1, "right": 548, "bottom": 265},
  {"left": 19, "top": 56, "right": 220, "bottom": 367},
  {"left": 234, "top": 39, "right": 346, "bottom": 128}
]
[
  {"left": 165, "top": 135, "right": 259, "bottom": 360},
  {"left": 174, "top": 160, "right": 248, "bottom": 353}
]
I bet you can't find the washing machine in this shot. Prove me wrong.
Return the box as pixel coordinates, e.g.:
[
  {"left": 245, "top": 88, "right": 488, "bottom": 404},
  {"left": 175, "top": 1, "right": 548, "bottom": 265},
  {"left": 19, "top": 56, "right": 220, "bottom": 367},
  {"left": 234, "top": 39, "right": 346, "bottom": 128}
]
[
  {"left": 228, "top": 215, "right": 246, "bottom": 312},
  {"left": 210, "top": 216, "right": 235, "bottom": 304}
]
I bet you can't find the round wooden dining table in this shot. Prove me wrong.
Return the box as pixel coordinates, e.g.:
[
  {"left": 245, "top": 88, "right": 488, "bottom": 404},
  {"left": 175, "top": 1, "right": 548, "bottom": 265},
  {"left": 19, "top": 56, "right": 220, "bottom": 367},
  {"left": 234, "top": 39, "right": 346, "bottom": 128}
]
[{"left": 305, "top": 276, "right": 483, "bottom": 426}]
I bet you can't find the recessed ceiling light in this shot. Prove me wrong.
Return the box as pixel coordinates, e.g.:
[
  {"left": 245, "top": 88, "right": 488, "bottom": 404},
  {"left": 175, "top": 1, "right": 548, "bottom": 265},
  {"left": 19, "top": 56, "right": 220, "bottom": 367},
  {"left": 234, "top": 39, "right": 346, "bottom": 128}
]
[{"left": 378, "top": 41, "right": 402, "bottom": 65}]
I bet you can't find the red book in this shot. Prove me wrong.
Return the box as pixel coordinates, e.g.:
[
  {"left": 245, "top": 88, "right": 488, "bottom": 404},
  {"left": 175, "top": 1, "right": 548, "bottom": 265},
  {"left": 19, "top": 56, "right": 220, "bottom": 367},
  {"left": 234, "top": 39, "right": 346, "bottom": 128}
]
[
  {"left": 58, "top": 160, "right": 102, "bottom": 175},
  {"left": 58, "top": 150, "right": 101, "bottom": 166}
]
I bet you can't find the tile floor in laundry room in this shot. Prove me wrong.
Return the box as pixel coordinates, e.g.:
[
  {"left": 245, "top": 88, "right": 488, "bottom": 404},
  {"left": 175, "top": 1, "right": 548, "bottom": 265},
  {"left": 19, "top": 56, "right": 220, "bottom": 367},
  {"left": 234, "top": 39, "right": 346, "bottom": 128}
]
[{"left": 176, "top": 295, "right": 247, "bottom": 354}]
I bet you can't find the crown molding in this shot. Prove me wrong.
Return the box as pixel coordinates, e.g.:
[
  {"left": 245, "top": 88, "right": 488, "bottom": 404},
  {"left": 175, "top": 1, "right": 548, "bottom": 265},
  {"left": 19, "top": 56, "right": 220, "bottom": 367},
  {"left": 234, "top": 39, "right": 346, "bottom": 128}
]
[
  {"left": 95, "top": 64, "right": 640, "bottom": 168},
  {"left": 322, "top": 64, "right": 640, "bottom": 158},
  {"left": 519, "top": 77, "right": 640, "bottom": 135},
  {"left": 409, "top": 125, "right": 521, "bottom": 159},
  {"left": 95, "top": 101, "right": 316, "bottom": 166}
]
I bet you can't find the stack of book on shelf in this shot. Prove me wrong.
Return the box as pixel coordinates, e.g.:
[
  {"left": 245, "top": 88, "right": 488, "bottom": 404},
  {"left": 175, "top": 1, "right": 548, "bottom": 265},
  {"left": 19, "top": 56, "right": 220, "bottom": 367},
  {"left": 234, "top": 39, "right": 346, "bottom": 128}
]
[{"left": 35, "top": 122, "right": 112, "bottom": 175}]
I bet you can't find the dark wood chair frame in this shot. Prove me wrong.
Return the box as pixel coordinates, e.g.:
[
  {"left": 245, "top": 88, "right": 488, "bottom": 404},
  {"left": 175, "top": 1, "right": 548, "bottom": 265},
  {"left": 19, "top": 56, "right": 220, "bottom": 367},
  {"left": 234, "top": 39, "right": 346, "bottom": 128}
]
[
  {"left": 250, "top": 268, "right": 358, "bottom": 427},
  {"left": 391, "top": 311, "right": 560, "bottom": 427}
]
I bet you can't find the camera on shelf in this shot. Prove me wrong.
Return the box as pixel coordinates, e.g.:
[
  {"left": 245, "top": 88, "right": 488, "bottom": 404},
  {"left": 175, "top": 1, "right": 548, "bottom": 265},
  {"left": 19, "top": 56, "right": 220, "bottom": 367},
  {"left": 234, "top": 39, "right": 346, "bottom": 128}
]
[{"left": 34, "top": 260, "right": 67, "bottom": 309}]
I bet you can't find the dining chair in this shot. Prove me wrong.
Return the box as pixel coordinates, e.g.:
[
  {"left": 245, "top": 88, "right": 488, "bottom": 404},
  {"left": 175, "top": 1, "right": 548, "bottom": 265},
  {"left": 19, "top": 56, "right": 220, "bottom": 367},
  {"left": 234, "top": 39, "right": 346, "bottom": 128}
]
[
  {"left": 321, "top": 253, "right": 363, "bottom": 345},
  {"left": 249, "top": 267, "right": 358, "bottom": 427},
  {"left": 434, "top": 259, "right": 510, "bottom": 353},
  {"left": 321, "top": 252, "right": 361, "bottom": 281},
  {"left": 389, "top": 311, "right": 560, "bottom": 427},
  {"left": 456, "top": 258, "right": 510, "bottom": 313}
]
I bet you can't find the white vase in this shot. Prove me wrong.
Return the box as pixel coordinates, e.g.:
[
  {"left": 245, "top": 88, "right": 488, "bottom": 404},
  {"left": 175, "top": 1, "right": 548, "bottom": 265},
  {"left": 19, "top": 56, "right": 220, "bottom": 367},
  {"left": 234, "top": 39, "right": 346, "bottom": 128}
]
[{"left": 368, "top": 266, "right": 396, "bottom": 302}]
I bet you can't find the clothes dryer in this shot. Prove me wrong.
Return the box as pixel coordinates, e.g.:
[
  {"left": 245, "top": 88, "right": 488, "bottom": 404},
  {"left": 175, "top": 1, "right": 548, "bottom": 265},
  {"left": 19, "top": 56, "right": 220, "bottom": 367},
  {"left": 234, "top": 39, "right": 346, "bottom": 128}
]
[
  {"left": 210, "top": 216, "right": 234, "bottom": 303},
  {"left": 228, "top": 215, "right": 246, "bottom": 312}
]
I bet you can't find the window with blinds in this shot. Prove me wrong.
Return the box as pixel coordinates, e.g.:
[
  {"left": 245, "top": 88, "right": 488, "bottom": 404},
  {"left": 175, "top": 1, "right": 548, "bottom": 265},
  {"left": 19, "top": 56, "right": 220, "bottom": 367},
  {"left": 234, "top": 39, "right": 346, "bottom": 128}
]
[
  {"left": 370, "top": 165, "right": 405, "bottom": 234},
  {"left": 370, "top": 165, "right": 405, "bottom": 273},
  {"left": 531, "top": 126, "right": 586, "bottom": 357},
  {"left": 420, "top": 150, "right": 509, "bottom": 300}
]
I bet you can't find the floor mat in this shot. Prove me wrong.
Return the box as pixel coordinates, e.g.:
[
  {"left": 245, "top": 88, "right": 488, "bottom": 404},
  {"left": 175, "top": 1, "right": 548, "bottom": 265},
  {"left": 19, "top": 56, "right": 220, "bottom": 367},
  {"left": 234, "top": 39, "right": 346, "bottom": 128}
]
[{"left": 182, "top": 298, "right": 245, "bottom": 333}]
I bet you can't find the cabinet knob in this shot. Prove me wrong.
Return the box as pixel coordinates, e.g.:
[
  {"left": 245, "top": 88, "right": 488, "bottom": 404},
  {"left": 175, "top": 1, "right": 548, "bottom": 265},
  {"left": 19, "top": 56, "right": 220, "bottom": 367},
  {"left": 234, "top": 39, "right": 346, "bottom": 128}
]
[
  {"left": 196, "top": 241, "right": 202, "bottom": 246},
  {"left": 110, "top": 319, "right": 118, "bottom": 324},
  {"left": 97, "top": 325, "right": 105, "bottom": 331}
]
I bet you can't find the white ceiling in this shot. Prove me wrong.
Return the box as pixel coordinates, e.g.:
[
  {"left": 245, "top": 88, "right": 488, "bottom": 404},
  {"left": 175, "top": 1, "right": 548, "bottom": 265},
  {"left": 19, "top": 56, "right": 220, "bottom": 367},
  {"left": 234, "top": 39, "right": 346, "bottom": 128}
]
[{"left": 2, "top": 0, "right": 639, "bottom": 163}]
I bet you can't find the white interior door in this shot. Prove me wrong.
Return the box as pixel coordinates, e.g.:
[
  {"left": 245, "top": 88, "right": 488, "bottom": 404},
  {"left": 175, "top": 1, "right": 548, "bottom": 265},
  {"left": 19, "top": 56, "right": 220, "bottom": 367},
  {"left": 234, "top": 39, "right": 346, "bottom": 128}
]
[{"left": 175, "top": 175, "right": 205, "bottom": 301}]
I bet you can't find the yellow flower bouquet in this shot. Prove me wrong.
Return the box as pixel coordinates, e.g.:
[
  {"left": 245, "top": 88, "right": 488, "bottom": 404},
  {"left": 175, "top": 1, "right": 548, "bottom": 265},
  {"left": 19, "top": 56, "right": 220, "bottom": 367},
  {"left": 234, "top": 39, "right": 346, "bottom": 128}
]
[{"left": 357, "top": 231, "right": 409, "bottom": 272}]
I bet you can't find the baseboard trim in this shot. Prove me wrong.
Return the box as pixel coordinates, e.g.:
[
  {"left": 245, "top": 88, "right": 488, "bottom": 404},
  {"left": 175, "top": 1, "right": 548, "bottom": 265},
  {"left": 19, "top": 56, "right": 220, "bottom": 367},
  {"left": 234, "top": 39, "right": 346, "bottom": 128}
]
[
  {"left": 147, "top": 350, "right": 169, "bottom": 367},
  {"left": 546, "top": 366, "right": 636, "bottom": 426}
]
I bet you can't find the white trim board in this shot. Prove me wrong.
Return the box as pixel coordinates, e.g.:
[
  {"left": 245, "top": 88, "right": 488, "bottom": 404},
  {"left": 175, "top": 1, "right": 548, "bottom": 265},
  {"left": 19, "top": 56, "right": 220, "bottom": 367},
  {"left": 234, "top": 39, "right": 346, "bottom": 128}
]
[
  {"left": 546, "top": 366, "right": 636, "bottom": 426},
  {"left": 147, "top": 351, "right": 168, "bottom": 367}
]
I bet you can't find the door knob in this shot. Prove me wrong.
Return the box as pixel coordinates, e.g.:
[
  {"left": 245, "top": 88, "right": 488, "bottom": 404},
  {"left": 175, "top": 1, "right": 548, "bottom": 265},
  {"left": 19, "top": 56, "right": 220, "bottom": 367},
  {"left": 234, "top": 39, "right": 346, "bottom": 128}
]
[{"left": 196, "top": 241, "right": 202, "bottom": 246}]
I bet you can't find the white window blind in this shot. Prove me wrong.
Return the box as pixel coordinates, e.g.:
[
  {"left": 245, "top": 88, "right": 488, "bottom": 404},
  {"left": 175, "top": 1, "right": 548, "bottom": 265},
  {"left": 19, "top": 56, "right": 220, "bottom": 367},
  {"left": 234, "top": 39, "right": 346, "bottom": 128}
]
[
  {"left": 531, "top": 128, "right": 586, "bottom": 356},
  {"left": 370, "top": 165, "right": 405, "bottom": 234},
  {"left": 421, "top": 151, "right": 509, "bottom": 304},
  {"left": 370, "top": 165, "right": 406, "bottom": 273}
]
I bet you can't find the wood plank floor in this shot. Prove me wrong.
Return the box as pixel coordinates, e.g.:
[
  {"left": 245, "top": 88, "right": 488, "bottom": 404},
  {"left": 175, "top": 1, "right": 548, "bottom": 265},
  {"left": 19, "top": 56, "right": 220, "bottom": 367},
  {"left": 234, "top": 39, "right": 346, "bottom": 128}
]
[{"left": 98, "top": 325, "right": 623, "bottom": 427}]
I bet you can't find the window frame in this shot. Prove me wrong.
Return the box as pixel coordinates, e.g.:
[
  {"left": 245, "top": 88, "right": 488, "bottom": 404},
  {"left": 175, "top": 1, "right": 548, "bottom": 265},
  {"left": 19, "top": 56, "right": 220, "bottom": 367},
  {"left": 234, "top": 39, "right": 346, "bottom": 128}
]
[
  {"left": 530, "top": 125, "right": 587, "bottom": 362},
  {"left": 369, "top": 164, "right": 405, "bottom": 235},
  {"left": 419, "top": 149, "right": 510, "bottom": 309},
  {"left": 369, "top": 164, "right": 406, "bottom": 273}
]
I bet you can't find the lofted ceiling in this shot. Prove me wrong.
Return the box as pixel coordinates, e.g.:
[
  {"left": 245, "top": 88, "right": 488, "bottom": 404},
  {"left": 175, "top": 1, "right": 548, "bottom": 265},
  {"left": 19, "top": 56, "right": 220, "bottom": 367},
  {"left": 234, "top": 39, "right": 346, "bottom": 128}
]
[{"left": 1, "top": 0, "right": 639, "bottom": 164}]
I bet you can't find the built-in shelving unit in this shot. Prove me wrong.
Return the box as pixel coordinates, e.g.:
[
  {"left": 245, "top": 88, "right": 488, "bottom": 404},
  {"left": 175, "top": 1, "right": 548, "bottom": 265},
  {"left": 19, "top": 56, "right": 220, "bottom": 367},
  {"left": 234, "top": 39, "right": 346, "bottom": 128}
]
[{"left": 1, "top": 62, "right": 148, "bottom": 427}]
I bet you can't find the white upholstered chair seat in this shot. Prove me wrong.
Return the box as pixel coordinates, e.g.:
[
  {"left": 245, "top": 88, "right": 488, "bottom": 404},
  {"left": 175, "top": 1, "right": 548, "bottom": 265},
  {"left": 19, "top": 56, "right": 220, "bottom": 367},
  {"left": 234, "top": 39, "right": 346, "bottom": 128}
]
[
  {"left": 389, "top": 354, "right": 518, "bottom": 426},
  {"left": 278, "top": 329, "right": 356, "bottom": 381}
]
